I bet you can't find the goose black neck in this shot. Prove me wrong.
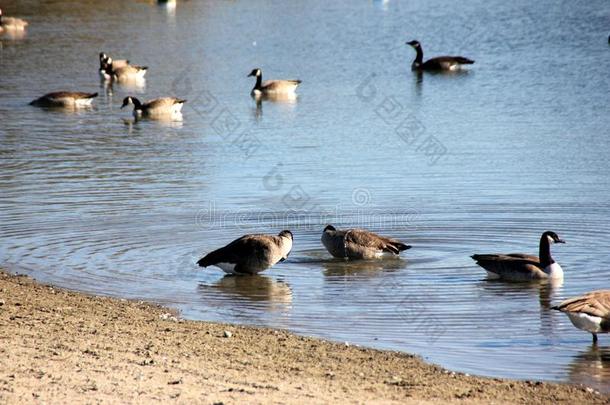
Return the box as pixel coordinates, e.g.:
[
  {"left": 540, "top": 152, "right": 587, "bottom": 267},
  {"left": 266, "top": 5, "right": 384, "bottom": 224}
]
[
  {"left": 539, "top": 235, "right": 554, "bottom": 267},
  {"left": 255, "top": 74, "right": 262, "bottom": 89},
  {"left": 131, "top": 97, "right": 142, "bottom": 109},
  {"left": 414, "top": 46, "right": 424, "bottom": 65}
]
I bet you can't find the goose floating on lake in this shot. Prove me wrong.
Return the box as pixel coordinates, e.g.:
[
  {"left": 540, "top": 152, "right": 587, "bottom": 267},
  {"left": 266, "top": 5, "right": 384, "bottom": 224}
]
[
  {"left": 99, "top": 52, "right": 130, "bottom": 71},
  {"left": 100, "top": 57, "right": 148, "bottom": 81},
  {"left": 120, "top": 96, "right": 186, "bottom": 119},
  {"left": 406, "top": 40, "right": 474, "bottom": 71},
  {"left": 0, "top": 8, "right": 28, "bottom": 32},
  {"left": 321, "top": 225, "right": 411, "bottom": 260},
  {"left": 197, "top": 231, "right": 293, "bottom": 275},
  {"left": 30, "top": 91, "right": 98, "bottom": 108},
  {"left": 248, "top": 68, "right": 301, "bottom": 96},
  {"left": 553, "top": 290, "right": 610, "bottom": 344},
  {"left": 471, "top": 231, "right": 565, "bottom": 281}
]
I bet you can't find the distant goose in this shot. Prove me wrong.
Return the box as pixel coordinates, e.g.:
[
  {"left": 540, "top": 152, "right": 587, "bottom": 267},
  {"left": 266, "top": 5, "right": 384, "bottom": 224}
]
[
  {"left": 0, "top": 8, "right": 28, "bottom": 31},
  {"left": 100, "top": 58, "right": 148, "bottom": 81},
  {"left": 471, "top": 231, "right": 565, "bottom": 281},
  {"left": 99, "top": 52, "right": 130, "bottom": 71},
  {"left": 120, "top": 96, "right": 186, "bottom": 118},
  {"left": 30, "top": 91, "right": 98, "bottom": 108},
  {"left": 406, "top": 40, "right": 474, "bottom": 71},
  {"left": 321, "top": 225, "right": 411, "bottom": 260},
  {"left": 197, "top": 231, "right": 293, "bottom": 275},
  {"left": 248, "top": 68, "right": 301, "bottom": 96},
  {"left": 553, "top": 290, "right": 610, "bottom": 344}
]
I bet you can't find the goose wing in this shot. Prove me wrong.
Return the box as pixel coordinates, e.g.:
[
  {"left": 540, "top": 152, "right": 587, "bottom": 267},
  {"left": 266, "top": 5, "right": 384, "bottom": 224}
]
[
  {"left": 197, "top": 234, "right": 274, "bottom": 269},
  {"left": 261, "top": 79, "right": 302, "bottom": 91},
  {"left": 1, "top": 16, "right": 28, "bottom": 29},
  {"left": 45, "top": 91, "right": 98, "bottom": 100},
  {"left": 345, "top": 229, "right": 410, "bottom": 254},
  {"left": 553, "top": 290, "right": 610, "bottom": 318},
  {"left": 471, "top": 253, "right": 544, "bottom": 277},
  {"left": 423, "top": 56, "right": 474, "bottom": 69}
]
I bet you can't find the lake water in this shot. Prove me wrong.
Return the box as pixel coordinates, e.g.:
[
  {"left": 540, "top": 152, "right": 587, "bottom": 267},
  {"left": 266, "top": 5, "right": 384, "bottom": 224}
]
[{"left": 1, "top": 0, "right": 610, "bottom": 393}]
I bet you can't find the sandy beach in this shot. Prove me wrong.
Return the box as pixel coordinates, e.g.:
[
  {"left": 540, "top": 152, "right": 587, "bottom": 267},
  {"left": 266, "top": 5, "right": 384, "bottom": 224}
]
[{"left": 0, "top": 270, "right": 607, "bottom": 404}]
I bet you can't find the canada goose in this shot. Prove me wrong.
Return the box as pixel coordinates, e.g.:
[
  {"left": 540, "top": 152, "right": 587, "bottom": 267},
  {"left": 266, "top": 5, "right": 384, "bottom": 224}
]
[
  {"left": 471, "top": 231, "right": 565, "bottom": 281},
  {"left": 99, "top": 52, "right": 130, "bottom": 70},
  {"left": 29, "top": 91, "right": 98, "bottom": 108},
  {"left": 197, "top": 230, "right": 293, "bottom": 275},
  {"left": 120, "top": 96, "right": 186, "bottom": 118},
  {"left": 553, "top": 290, "right": 610, "bottom": 344},
  {"left": 321, "top": 225, "right": 411, "bottom": 260},
  {"left": 100, "top": 58, "right": 148, "bottom": 81},
  {"left": 405, "top": 40, "right": 474, "bottom": 71},
  {"left": 0, "top": 8, "right": 28, "bottom": 31},
  {"left": 248, "top": 68, "right": 301, "bottom": 96}
]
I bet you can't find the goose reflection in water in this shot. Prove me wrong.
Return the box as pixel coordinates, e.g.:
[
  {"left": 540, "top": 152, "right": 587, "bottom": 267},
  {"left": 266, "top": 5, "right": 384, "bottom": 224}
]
[
  {"left": 198, "top": 275, "right": 292, "bottom": 310},
  {"left": 567, "top": 345, "right": 610, "bottom": 392},
  {"left": 251, "top": 92, "right": 298, "bottom": 121},
  {"left": 322, "top": 257, "right": 407, "bottom": 279}
]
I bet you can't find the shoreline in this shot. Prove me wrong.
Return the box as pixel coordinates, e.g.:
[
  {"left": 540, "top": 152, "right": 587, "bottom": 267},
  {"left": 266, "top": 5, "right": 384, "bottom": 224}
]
[{"left": 0, "top": 270, "right": 606, "bottom": 404}]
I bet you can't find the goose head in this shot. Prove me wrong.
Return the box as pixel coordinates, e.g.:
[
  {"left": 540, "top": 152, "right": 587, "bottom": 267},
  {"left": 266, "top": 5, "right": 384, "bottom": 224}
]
[
  {"left": 99, "top": 52, "right": 109, "bottom": 63},
  {"left": 248, "top": 68, "right": 262, "bottom": 78},
  {"left": 278, "top": 230, "right": 293, "bottom": 240},
  {"left": 120, "top": 96, "right": 134, "bottom": 109},
  {"left": 406, "top": 40, "right": 421, "bottom": 49},
  {"left": 323, "top": 225, "right": 336, "bottom": 234},
  {"left": 542, "top": 231, "right": 565, "bottom": 245}
]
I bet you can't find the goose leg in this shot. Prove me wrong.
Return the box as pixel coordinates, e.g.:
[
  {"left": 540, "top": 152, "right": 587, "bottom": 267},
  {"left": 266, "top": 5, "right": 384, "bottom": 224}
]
[{"left": 592, "top": 333, "right": 598, "bottom": 344}]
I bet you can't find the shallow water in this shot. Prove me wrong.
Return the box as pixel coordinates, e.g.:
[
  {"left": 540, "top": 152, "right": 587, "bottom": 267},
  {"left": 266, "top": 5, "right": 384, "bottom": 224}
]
[{"left": 2, "top": 0, "right": 610, "bottom": 392}]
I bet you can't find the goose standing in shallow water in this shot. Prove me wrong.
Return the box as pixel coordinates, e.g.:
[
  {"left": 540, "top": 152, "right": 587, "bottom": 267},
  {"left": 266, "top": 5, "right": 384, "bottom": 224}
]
[
  {"left": 0, "top": 8, "right": 28, "bottom": 32},
  {"left": 248, "top": 68, "right": 301, "bottom": 96},
  {"left": 471, "top": 231, "right": 565, "bottom": 281},
  {"left": 120, "top": 96, "right": 186, "bottom": 119},
  {"left": 406, "top": 40, "right": 474, "bottom": 71},
  {"left": 197, "top": 231, "right": 293, "bottom": 275},
  {"left": 30, "top": 91, "right": 98, "bottom": 108},
  {"left": 321, "top": 225, "right": 411, "bottom": 260},
  {"left": 553, "top": 290, "right": 610, "bottom": 344}
]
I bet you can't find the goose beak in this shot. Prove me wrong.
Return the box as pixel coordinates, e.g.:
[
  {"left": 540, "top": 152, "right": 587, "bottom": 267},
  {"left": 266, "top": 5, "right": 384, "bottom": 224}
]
[{"left": 556, "top": 239, "right": 566, "bottom": 244}]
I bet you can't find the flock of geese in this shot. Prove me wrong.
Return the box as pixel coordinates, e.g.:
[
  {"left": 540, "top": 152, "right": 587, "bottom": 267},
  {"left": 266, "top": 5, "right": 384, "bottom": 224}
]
[
  {"left": 3, "top": 7, "right": 608, "bottom": 344},
  {"left": 198, "top": 227, "right": 609, "bottom": 344}
]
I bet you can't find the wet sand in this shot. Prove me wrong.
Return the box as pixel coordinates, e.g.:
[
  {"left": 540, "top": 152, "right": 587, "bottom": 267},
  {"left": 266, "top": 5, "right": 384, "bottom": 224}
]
[{"left": 0, "top": 270, "right": 606, "bottom": 404}]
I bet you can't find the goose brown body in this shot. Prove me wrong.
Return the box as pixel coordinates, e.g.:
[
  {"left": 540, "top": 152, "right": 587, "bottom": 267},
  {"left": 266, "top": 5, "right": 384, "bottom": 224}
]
[
  {"left": 0, "top": 9, "right": 28, "bottom": 31},
  {"left": 553, "top": 290, "right": 610, "bottom": 343},
  {"left": 30, "top": 91, "right": 98, "bottom": 107},
  {"left": 197, "top": 231, "right": 293, "bottom": 275},
  {"left": 471, "top": 231, "right": 565, "bottom": 281},
  {"left": 321, "top": 225, "right": 411, "bottom": 260}
]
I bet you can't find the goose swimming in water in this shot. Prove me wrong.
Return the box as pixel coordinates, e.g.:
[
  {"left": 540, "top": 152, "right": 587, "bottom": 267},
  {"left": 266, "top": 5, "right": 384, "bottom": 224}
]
[
  {"left": 248, "top": 68, "right": 301, "bottom": 96},
  {"left": 30, "top": 91, "right": 98, "bottom": 108},
  {"left": 321, "top": 225, "right": 411, "bottom": 260},
  {"left": 471, "top": 231, "right": 565, "bottom": 281},
  {"left": 100, "top": 57, "right": 148, "bottom": 81},
  {"left": 99, "top": 52, "right": 130, "bottom": 71},
  {"left": 553, "top": 290, "right": 610, "bottom": 344},
  {"left": 0, "top": 8, "right": 28, "bottom": 32},
  {"left": 406, "top": 40, "right": 474, "bottom": 71},
  {"left": 197, "top": 231, "right": 293, "bottom": 275},
  {"left": 120, "top": 96, "right": 186, "bottom": 119}
]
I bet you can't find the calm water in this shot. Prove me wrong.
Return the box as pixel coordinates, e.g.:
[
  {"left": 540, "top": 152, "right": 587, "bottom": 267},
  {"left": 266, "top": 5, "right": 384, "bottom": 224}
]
[{"left": 1, "top": 0, "right": 610, "bottom": 392}]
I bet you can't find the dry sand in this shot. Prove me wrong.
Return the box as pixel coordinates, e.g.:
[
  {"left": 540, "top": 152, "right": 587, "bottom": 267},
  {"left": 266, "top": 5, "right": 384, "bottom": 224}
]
[{"left": 0, "top": 270, "right": 607, "bottom": 404}]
